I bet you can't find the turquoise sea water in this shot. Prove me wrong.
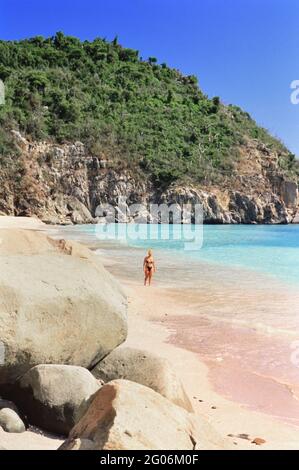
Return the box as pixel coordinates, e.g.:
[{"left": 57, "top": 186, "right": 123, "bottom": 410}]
[
  {"left": 52, "top": 223, "right": 299, "bottom": 423},
  {"left": 54, "top": 224, "right": 299, "bottom": 286},
  {"left": 193, "top": 224, "right": 299, "bottom": 285}
]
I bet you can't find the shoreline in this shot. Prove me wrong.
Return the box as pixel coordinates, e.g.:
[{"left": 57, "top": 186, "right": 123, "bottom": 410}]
[
  {"left": 1, "top": 217, "right": 299, "bottom": 449},
  {"left": 114, "top": 278, "right": 299, "bottom": 450},
  {"left": 53, "top": 224, "right": 299, "bottom": 446}
]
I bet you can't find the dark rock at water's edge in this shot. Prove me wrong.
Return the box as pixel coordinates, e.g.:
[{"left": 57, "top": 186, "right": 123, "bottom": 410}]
[{"left": 0, "top": 134, "right": 298, "bottom": 226}]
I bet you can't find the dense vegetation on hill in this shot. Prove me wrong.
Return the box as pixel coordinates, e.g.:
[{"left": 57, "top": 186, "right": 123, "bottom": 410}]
[{"left": 0, "top": 32, "right": 297, "bottom": 186}]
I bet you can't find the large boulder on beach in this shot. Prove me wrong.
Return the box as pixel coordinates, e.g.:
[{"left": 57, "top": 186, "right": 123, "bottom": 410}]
[
  {"left": 8, "top": 365, "right": 100, "bottom": 435},
  {"left": 0, "top": 408, "right": 25, "bottom": 433},
  {"left": 91, "top": 347, "right": 193, "bottom": 412},
  {"left": 0, "top": 229, "right": 127, "bottom": 385},
  {"left": 60, "top": 379, "right": 225, "bottom": 450}
]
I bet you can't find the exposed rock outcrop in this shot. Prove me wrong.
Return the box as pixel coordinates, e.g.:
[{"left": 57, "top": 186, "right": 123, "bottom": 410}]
[
  {"left": 92, "top": 347, "right": 193, "bottom": 412},
  {"left": 59, "top": 380, "right": 227, "bottom": 450},
  {"left": 0, "top": 229, "right": 128, "bottom": 385},
  {"left": 0, "top": 134, "right": 297, "bottom": 224},
  {"left": 280, "top": 180, "right": 298, "bottom": 208}
]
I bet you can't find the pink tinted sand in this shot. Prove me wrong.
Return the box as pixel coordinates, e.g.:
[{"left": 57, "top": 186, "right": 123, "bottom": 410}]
[
  {"left": 164, "top": 314, "right": 299, "bottom": 426},
  {"left": 101, "top": 244, "right": 299, "bottom": 431},
  {"left": 121, "top": 281, "right": 299, "bottom": 449}
]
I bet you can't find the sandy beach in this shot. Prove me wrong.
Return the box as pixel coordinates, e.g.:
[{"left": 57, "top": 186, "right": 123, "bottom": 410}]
[
  {"left": 0, "top": 426, "right": 63, "bottom": 450},
  {"left": 2, "top": 274, "right": 299, "bottom": 450},
  {"left": 115, "top": 279, "right": 299, "bottom": 450},
  {"left": 1, "top": 217, "right": 299, "bottom": 450},
  {"left": 1, "top": 2, "right": 298, "bottom": 454}
]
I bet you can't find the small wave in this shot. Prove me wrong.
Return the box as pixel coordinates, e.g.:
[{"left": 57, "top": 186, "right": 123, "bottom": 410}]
[{"left": 191, "top": 312, "right": 299, "bottom": 339}]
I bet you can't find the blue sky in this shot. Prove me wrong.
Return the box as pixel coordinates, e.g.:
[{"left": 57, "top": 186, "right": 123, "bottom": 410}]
[{"left": 1, "top": 0, "right": 298, "bottom": 154}]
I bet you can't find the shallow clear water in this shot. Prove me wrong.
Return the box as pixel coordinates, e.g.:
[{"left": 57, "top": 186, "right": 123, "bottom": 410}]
[
  {"left": 199, "top": 225, "right": 299, "bottom": 285},
  {"left": 51, "top": 223, "right": 299, "bottom": 424},
  {"left": 52, "top": 223, "right": 299, "bottom": 285},
  {"left": 50, "top": 222, "right": 299, "bottom": 334}
]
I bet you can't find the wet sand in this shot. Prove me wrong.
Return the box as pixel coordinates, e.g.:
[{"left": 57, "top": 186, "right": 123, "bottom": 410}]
[
  {"left": 101, "top": 248, "right": 299, "bottom": 424},
  {"left": 1, "top": 218, "right": 299, "bottom": 449},
  {"left": 50, "top": 225, "right": 299, "bottom": 448},
  {"left": 119, "top": 279, "right": 299, "bottom": 449}
]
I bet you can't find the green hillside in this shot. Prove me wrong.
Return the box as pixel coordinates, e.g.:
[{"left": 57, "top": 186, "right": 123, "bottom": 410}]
[{"left": 0, "top": 32, "right": 297, "bottom": 186}]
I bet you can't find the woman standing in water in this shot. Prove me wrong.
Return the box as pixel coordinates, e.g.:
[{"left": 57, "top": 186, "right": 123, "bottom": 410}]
[{"left": 143, "top": 249, "right": 156, "bottom": 286}]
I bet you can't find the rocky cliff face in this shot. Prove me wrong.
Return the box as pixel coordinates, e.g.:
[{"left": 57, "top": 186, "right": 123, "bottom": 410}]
[{"left": 0, "top": 132, "right": 298, "bottom": 224}]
